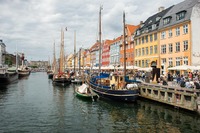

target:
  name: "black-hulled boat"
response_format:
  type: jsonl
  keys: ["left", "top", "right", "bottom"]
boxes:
{"left": 87, "top": 73, "right": 140, "bottom": 102}
{"left": 0, "top": 66, "right": 18, "bottom": 86}
{"left": 52, "top": 28, "right": 71, "bottom": 86}
{"left": 86, "top": 10, "right": 140, "bottom": 102}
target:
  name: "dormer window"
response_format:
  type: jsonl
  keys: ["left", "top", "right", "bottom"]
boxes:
{"left": 148, "top": 20, "right": 152, "bottom": 24}
{"left": 163, "top": 16, "right": 171, "bottom": 25}
{"left": 176, "top": 11, "right": 186, "bottom": 21}
{"left": 156, "top": 17, "right": 161, "bottom": 21}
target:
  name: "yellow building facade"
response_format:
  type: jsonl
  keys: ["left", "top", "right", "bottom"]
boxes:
{"left": 134, "top": 7, "right": 172, "bottom": 68}
{"left": 159, "top": 21, "right": 191, "bottom": 74}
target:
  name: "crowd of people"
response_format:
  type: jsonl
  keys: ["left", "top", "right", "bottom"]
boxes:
{"left": 133, "top": 70, "right": 200, "bottom": 89}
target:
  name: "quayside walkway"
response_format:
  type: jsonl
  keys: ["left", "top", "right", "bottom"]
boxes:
{"left": 139, "top": 82, "right": 200, "bottom": 112}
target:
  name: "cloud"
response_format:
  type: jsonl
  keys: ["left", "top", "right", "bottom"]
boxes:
{"left": 0, "top": 0, "right": 184, "bottom": 61}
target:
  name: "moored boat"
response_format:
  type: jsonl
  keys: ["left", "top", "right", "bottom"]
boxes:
{"left": 87, "top": 73, "right": 140, "bottom": 102}
{"left": 0, "top": 66, "right": 18, "bottom": 86}
{"left": 75, "top": 83, "right": 98, "bottom": 100}
{"left": 53, "top": 72, "right": 71, "bottom": 86}
{"left": 52, "top": 28, "right": 71, "bottom": 86}
{"left": 18, "top": 67, "right": 30, "bottom": 78}
{"left": 86, "top": 9, "right": 140, "bottom": 102}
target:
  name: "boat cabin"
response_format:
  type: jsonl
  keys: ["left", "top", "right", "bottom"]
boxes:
{"left": 110, "top": 75, "right": 126, "bottom": 90}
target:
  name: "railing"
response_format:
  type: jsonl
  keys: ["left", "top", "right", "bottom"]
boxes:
{"left": 139, "top": 82, "right": 200, "bottom": 111}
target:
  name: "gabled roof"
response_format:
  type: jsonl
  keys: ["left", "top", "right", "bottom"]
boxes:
{"left": 113, "top": 36, "right": 122, "bottom": 43}
{"left": 104, "top": 39, "right": 113, "bottom": 46}
{"left": 89, "top": 42, "right": 100, "bottom": 52}
{"left": 135, "top": 6, "right": 173, "bottom": 36}
{"left": 126, "top": 24, "right": 140, "bottom": 35}
{"left": 159, "top": 0, "right": 200, "bottom": 29}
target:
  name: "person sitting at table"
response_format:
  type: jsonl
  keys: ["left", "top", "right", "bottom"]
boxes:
{"left": 185, "top": 79, "right": 192, "bottom": 88}
{"left": 162, "top": 77, "right": 168, "bottom": 86}
{"left": 180, "top": 79, "right": 185, "bottom": 87}
{"left": 194, "top": 81, "right": 200, "bottom": 89}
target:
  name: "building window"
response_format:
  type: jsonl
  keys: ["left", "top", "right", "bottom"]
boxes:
{"left": 161, "top": 58, "right": 166, "bottom": 64}
{"left": 150, "top": 46, "right": 153, "bottom": 54}
{"left": 168, "top": 29, "right": 172, "bottom": 37}
{"left": 142, "top": 48, "right": 145, "bottom": 55}
{"left": 135, "top": 61, "right": 137, "bottom": 66}
{"left": 183, "top": 24, "right": 188, "bottom": 34}
{"left": 163, "top": 17, "right": 171, "bottom": 25}
{"left": 145, "top": 35, "right": 148, "bottom": 43}
{"left": 150, "top": 34, "right": 153, "bottom": 42}
{"left": 176, "top": 27, "right": 180, "bottom": 36}
{"left": 168, "top": 58, "right": 173, "bottom": 66}
{"left": 168, "top": 43, "right": 173, "bottom": 53}
{"left": 176, "top": 57, "right": 181, "bottom": 66}
{"left": 183, "top": 57, "right": 188, "bottom": 65}
{"left": 154, "top": 33, "right": 157, "bottom": 41}
{"left": 176, "top": 11, "right": 186, "bottom": 21}
{"left": 139, "top": 48, "right": 141, "bottom": 56}
{"left": 142, "top": 37, "right": 144, "bottom": 44}
{"left": 183, "top": 40, "right": 188, "bottom": 51}
{"left": 161, "top": 45, "right": 166, "bottom": 54}
{"left": 176, "top": 42, "right": 180, "bottom": 52}
{"left": 139, "top": 38, "right": 141, "bottom": 44}
{"left": 135, "top": 39, "right": 137, "bottom": 45}
{"left": 135, "top": 49, "right": 138, "bottom": 57}
{"left": 145, "top": 60, "right": 148, "bottom": 67}
{"left": 146, "top": 47, "right": 149, "bottom": 55}
{"left": 161, "top": 31, "right": 166, "bottom": 39}
{"left": 154, "top": 45, "right": 157, "bottom": 54}
{"left": 142, "top": 60, "right": 144, "bottom": 67}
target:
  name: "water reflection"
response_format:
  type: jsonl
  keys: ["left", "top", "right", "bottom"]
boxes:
{"left": 0, "top": 85, "right": 8, "bottom": 101}
{"left": 137, "top": 99, "right": 200, "bottom": 133}
{"left": 18, "top": 76, "right": 29, "bottom": 80}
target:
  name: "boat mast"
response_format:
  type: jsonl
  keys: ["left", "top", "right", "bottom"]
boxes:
{"left": 79, "top": 48, "right": 81, "bottom": 74}
{"left": 123, "top": 11, "right": 126, "bottom": 82}
{"left": 98, "top": 5, "right": 102, "bottom": 73}
{"left": 74, "top": 31, "right": 76, "bottom": 74}
{"left": 59, "top": 28, "right": 64, "bottom": 73}
{"left": 53, "top": 41, "right": 57, "bottom": 74}
{"left": 15, "top": 44, "right": 18, "bottom": 72}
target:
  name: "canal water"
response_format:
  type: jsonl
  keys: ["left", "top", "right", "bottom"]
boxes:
{"left": 0, "top": 72, "right": 200, "bottom": 133}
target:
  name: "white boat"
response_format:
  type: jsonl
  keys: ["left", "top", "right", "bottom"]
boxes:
{"left": 75, "top": 83, "right": 98, "bottom": 100}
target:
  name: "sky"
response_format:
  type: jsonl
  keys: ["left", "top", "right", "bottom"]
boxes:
{"left": 0, "top": 0, "right": 183, "bottom": 61}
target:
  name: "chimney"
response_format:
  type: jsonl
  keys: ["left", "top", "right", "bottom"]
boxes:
{"left": 158, "top": 6, "right": 165, "bottom": 12}
{"left": 140, "top": 21, "right": 143, "bottom": 28}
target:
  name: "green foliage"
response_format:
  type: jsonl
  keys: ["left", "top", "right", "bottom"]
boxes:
{"left": 5, "top": 57, "right": 12, "bottom": 66}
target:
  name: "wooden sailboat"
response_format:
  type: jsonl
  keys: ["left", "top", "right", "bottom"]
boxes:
{"left": 47, "top": 42, "right": 55, "bottom": 79}
{"left": 87, "top": 9, "right": 141, "bottom": 102}
{"left": 52, "top": 28, "right": 71, "bottom": 86}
